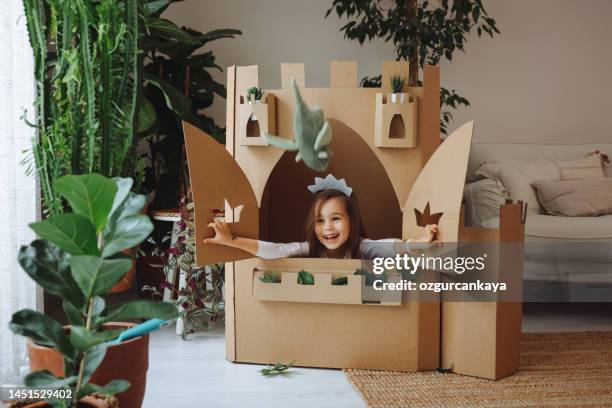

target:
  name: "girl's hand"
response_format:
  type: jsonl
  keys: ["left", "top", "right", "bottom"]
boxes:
{"left": 415, "top": 224, "right": 439, "bottom": 243}
{"left": 204, "top": 219, "right": 234, "bottom": 246}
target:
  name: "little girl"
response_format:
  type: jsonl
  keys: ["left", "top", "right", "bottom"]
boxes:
{"left": 205, "top": 175, "right": 438, "bottom": 260}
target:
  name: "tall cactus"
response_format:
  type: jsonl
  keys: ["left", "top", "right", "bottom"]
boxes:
{"left": 22, "top": 0, "right": 140, "bottom": 215}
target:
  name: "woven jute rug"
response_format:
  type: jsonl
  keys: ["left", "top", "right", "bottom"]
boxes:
{"left": 344, "top": 332, "right": 612, "bottom": 408}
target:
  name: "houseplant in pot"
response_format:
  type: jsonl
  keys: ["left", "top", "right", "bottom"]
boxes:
{"left": 245, "top": 87, "right": 265, "bottom": 121}
{"left": 389, "top": 75, "right": 406, "bottom": 103}
{"left": 10, "top": 174, "right": 177, "bottom": 408}
{"left": 143, "top": 196, "right": 224, "bottom": 340}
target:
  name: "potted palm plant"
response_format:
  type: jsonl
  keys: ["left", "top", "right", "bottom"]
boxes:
{"left": 10, "top": 174, "right": 177, "bottom": 408}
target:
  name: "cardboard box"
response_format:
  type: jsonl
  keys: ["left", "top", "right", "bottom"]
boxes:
{"left": 441, "top": 202, "right": 527, "bottom": 379}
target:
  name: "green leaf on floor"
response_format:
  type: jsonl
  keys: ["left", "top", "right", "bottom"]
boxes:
{"left": 259, "top": 361, "right": 295, "bottom": 376}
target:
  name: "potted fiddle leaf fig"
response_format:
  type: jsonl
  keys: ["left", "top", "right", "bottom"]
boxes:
{"left": 10, "top": 174, "right": 177, "bottom": 408}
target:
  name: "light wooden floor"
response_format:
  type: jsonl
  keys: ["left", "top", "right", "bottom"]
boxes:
{"left": 143, "top": 303, "right": 612, "bottom": 407}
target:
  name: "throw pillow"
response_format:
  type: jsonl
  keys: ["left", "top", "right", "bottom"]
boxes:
{"left": 463, "top": 178, "right": 508, "bottom": 227}
{"left": 532, "top": 178, "right": 612, "bottom": 217}
{"left": 474, "top": 159, "right": 559, "bottom": 214}
{"left": 556, "top": 153, "right": 604, "bottom": 180}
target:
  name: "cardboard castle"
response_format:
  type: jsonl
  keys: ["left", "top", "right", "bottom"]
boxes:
{"left": 184, "top": 61, "right": 525, "bottom": 379}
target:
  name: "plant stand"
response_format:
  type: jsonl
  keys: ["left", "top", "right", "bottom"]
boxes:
{"left": 152, "top": 210, "right": 185, "bottom": 335}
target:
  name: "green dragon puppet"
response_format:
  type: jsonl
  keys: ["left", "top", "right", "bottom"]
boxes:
{"left": 264, "top": 78, "right": 332, "bottom": 171}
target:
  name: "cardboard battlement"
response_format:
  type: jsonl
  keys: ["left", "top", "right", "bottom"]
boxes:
{"left": 230, "top": 60, "right": 432, "bottom": 91}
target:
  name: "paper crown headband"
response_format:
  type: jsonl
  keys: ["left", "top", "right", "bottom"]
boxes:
{"left": 307, "top": 174, "right": 353, "bottom": 197}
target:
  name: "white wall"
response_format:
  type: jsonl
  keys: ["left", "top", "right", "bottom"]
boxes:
{"left": 165, "top": 0, "right": 612, "bottom": 144}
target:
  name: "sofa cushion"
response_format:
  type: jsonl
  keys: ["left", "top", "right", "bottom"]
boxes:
{"left": 532, "top": 178, "right": 612, "bottom": 217}
{"left": 462, "top": 178, "right": 508, "bottom": 227}
{"left": 474, "top": 159, "right": 559, "bottom": 214}
{"left": 525, "top": 214, "right": 612, "bottom": 239}
{"left": 556, "top": 153, "right": 605, "bottom": 180}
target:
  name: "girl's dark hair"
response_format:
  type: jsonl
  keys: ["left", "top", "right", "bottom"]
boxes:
{"left": 305, "top": 189, "right": 365, "bottom": 258}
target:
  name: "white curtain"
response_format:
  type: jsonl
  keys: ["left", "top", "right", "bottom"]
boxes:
{"left": 0, "top": 0, "right": 39, "bottom": 383}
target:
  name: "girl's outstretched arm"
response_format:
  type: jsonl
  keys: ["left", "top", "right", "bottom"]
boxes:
{"left": 204, "top": 219, "right": 259, "bottom": 255}
{"left": 203, "top": 219, "right": 309, "bottom": 259}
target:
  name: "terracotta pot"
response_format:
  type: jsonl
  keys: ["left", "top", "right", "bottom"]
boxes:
{"left": 110, "top": 204, "right": 149, "bottom": 293}
{"left": 27, "top": 323, "right": 149, "bottom": 408}
{"left": 109, "top": 255, "right": 136, "bottom": 293}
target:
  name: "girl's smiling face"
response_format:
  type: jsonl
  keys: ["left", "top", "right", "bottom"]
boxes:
{"left": 315, "top": 197, "right": 351, "bottom": 256}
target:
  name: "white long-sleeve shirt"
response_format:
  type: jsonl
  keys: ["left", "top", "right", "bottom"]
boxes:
{"left": 256, "top": 238, "right": 433, "bottom": 260}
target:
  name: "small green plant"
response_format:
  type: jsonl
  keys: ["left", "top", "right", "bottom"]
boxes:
{"left": 390, "top": 75, "right": 405, "bottom": 94}
{"left": 332, "top": 276, "right": 348, "bottom": 285}
{"left": 246, "top": 86, "right": 265, "bottom": 102}
{"left": 259, "top": 361, "right": 295, "bottom": 376}
{"left": 259, "top": 271, "right": 281, "bottom": 283}
{"left": 10, "top": 174, "right": 177, "bottom": 407}
{"left": 23, "top": 0, "right": 142, "bottom": 215}
{"left": 297, "top": 270, "right": 314, "bottom": 285}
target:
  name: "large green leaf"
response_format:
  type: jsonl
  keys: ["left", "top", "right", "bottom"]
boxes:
{"left": 102, "top": 214, "right": 153, "bottom": 258}
{"left": 62, "top": 299, "right": 83, "bottom": 326}
{"left": 108, "top": 178, "right": 133, "bottom": 221}
{"left": 70, "top": 255, "right": 133, "bottom": 297}
{"left": 197, "top": 28, "right": 242, "bottom": 45}
{"left": 97, "top": 300, "right": 178, "bottom": 324}
{"left": 81, "top": 343, "right": 108, "bottom": 384}
{"left": 103, "top": 189, "right": 150, "bottom": 258}
{"left": 147, "top": 18, "right": 196, "bottom": 44}
{"left": 54, "top": 174, "right": 117, "bottom": 233}
{"left": 10, "top": 310, "right": 75, "bottom": 358}
{"left": 143, "top": 0, "right": 174, "bottom": 16}
{"left": 135, "top": 98, "right": 157, "bottom": 134}
{"left": 90, "top": 296, "right": 106, "bottom": 320}
{"left": 186, "top": 51, "right": 221, "bottom": 71}
{"left": 78, "top": 380, "right": 130, "bottom": 399}
{"left": 29, "top": 214, "right": 99, "bottom": 256}
{"left": 144, "top": 72, "right": 192, "bottom": 118}
{"left": 24, "top": 370, "right": 77, "bottom": 388}
{"left": 18, "top": 240, "right": 84, "bottom": 307}
{"left": 69, "top": 326, "right": 123, "bottom": 351}
{"left": 109, "top": 191, "right": 145, "bottom": 225}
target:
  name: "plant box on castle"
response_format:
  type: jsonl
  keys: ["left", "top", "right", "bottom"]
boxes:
{"left": 237, "top": 93, "right": 276, "bottom": 146}
{"left": 374, "top": 92, "right": 417, "bottom": 148}
{"left": 252, "top": 266, "right": 402, "bottom": 306}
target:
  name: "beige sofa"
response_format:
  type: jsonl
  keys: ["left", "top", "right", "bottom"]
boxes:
{"left": 464, "top": 143, "right": 612, "bottom": 301}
